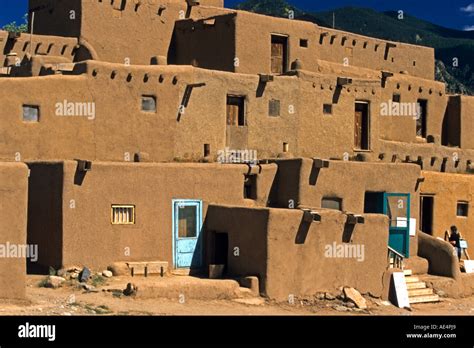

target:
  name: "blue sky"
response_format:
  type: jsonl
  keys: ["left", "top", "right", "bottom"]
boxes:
{"left": 1, "top": 0, "right": 473, "bottom": 31}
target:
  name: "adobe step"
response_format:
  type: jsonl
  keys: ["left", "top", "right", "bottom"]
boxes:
{"left": 409, "top": 294, "right": 440, "bottom": 304}
{"left": 404, "top": 276, "right": 420, "bottom": 283}
{"left": 406, "top": 281, "right": 427, "bottom": 290}
{"left": 408, "top": 288, "right": 434, "bottom": 297}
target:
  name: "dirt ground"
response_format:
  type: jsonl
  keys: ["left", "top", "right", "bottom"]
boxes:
{"left": 2, "top": 275, "right": 474, "bottom": 316}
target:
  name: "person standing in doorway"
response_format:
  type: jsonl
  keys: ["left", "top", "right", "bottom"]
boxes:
{"left": 449, "top": 225, "right": 462, "bottom": 260}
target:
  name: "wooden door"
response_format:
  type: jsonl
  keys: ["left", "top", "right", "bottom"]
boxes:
{"left": 271, "top": 42, "right": 284, "bottom": 74}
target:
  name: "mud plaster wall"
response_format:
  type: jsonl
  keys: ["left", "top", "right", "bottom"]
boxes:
{"left": 204, "top": 205, "right": 269, "bottom": 291}
{"left": 0, "top": 62, "right": 184, "bottom": 162}
{"left": 30, "top": 0, "right": 224, "bottom": 65}
{"left": 28, "top": 161, "right": 276, "bottom": 270}
{"left": 266, "top": 209, "right": 389, "bottom": 300}
{"left": 420, "top": 171, "right": 474, "bottom": 251}
{"left": 204, "top": 206, "right": 389, "bottom": 300}
{"left": 174, "top": 10, "right": 434, "bottom": 79}
{"left": 380, "top": 75, "right": 447, "bottom": 144}
{"left": 0, "top": 162, "right": 29, "bottom": 299}
{"left": 270, "top": 158, "right": 421, "bottom": 256}
{"left": 0, "top": 31, "right": 78, "bottom": 68}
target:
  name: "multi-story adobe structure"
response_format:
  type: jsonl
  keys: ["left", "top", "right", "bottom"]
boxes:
{"left": 0, "top": 0, "right": 473, "bottom": 304}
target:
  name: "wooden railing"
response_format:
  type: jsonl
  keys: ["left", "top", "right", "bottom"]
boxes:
{"left": 387, "top": 246, "right": 404, "bottom": 269}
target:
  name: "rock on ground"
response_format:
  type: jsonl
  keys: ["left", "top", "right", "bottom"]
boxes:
{"left": 343, "top": 287, "right": 367, "bottom": 309}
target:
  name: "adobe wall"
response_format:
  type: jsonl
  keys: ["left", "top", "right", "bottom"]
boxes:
{"left": 204, "top": 205, "right": 390, "bottom": 300}
{"left": 269, "top": 158, "right": 421, "bottom": 256}
{"left": 0, "top": 62, "right": 184, "bottom": 162}
{"left": 204, "top": 205, "right": 269, "bottom": 291}
{"left": 172, "top": 10, "right": 435, "bottom": 79}
{"left": 0, "top": 162, "right": 29, "bottom": 299}
{"left": 0, "top": 30, "right": 78, "bottom": 71}
{"left": 27, "top": 160, "right": 277, "bottom": 270}
{"left": 380, "top": 74, "right": 447, "bottom": 144}
{"left": 266, "top": 209, "right": 389, "bottom": 300}
{"left": 420, "top": 171, "right": 474, "bottom": 251}
{"left": 30, "top": 0, "right": 225, "bottom": 65}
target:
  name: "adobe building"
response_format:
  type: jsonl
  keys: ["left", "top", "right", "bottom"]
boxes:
{"left": 0, "top": 0, "right": 473, "bottom": 304}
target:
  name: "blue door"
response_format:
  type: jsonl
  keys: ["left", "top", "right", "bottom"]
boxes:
{"left": 383, "top": 193, "right": 411, "bottom": 258}
{"left": 173, "top": 200, "right": 203, "bottom": 269}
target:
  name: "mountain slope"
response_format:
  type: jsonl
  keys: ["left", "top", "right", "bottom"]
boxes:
{"left": 235, "top": 0, "right": 474, "bottom": 95}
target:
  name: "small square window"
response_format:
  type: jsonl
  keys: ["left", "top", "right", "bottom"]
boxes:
{"left": 322, "top": 197, "right": 343, "bottom": 211}
{"left": 141, "top": 95, "right": 157, "bottom": 113}
{"left": 457, "top": 202, "right": 469, "bottom": 217}
{"left": 323, "top": 104, "right": 333, "bottom": 115}
{"left": 300, "top": 39, "right": 308, "bottom": 48}
{"left": 111, "top": 205, "right": 135, "bottom": 224}
{"left": 392, "top": 94, "right": 401, "bottom": 103}
{"left": 269, "top": 99, "right": 280, "bottom": 117}
{"left": 23, "top": 105, "right": 39, "bottom": 122}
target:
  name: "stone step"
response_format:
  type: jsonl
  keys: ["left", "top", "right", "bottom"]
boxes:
{"left": 403, "top": 269, "right": 413, "bottom": 276}
{"left": 409, "top": 294, "right": 440, "bottom": 304}
{"left": 406, "top": 281, "right": 427, "bottom": 290}
{"left": 404, "top": 276, "right": 420, "bottom": 283}
{"left": 408, "top": 288, "right": 434, "bottom": 297}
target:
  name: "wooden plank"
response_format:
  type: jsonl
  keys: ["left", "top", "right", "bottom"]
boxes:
{"left": 408, "top": 288, "right": 434, "bottom": 296}
{"left": 409, "top": 294, "right": 439, "bottom": 304}
{"left": 406, "top": 281, "right": 427, "bottom": 290}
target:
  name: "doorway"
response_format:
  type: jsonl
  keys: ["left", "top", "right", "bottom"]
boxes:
{"left": 212, "top": 232, "right": 229, "bottom": 273}
{"left": 354, "top": 102, "right": 370, "bottom": 150}
{"left": 172, "top": 200, "right": 203, "bottom": 269}
{"left": 420, "top": 195, "right": 434, "bottom": 235}
{"left": 271, "top": 34, "right": 288, "bottom": 74}
{"left": 416, "top": 99, "right": 427, "bottom": 139}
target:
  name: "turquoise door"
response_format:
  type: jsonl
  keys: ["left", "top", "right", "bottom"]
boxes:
{"left": 383, "top": 193, "right": 410, "bottom": 258}
{"left": 173, "top": 200, "right": 203, "bottom": 269}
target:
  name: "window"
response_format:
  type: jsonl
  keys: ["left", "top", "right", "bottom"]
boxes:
{"left": 178, "top": 205, "right": 198, "bottom": 238}
{"left": 269, "top": 99, "right": 280, "bottom": 117}
{"left": 323, "top": 104, "right": 333, "bottom": 115}
{"left": 457, "top": 202, "right": 469, "bottom": 217}
{"left": 22, "top": 105, "right": 39, "bottom": 122}
{"left": 300, "top": 39, "right": 308, "bottom": 48}
{"left": 392, "top": 94, "right": 401, "bottom": 103}
{"left": 226, "top": 95, "right": 245, "bottom": 126}
{"left": 141, "top": 95, "right": 156, "bottom": 112}
{"left": 111, "top": 205, "right": 135, "bottom": 225}
{"left": 322, "top": 197, "right": 343, "bottom": 211}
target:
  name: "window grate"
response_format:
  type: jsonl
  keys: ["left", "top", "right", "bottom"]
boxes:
{"left": 111, "top": 205, "right": 135, "bottom": 224}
